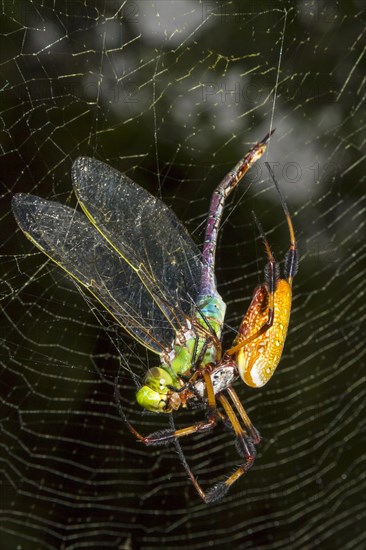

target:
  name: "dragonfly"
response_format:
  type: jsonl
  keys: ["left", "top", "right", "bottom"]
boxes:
{"left": 12, "top": 130, "right": 298, "bottom": 503}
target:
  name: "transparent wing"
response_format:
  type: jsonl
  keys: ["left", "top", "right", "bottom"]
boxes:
{"left": 12, "top": 194, "right": 175, "bottom": 354}
{"left": 72, "top": 157, "right": 203, "bottom": 329}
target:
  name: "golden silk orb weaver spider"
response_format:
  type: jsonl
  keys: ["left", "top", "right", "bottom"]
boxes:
{"left": 227, "top": 162, "right": 298, "bottom": 389}
{"left": 12, "top": 130, "right": 298, "bottom": 503}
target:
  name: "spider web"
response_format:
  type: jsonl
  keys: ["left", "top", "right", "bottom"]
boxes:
{"left": 1, "top": 1, "right": 365, "bottom": 548}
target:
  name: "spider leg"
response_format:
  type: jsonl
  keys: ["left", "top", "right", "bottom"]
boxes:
{"left": 264, "top": 162, "right": 299, "bottom": 285}
{"left": 170, "top": 389, "right": 258, "bottom": 504}
{"left": 141, "top": 371, "right": 219, "bottom": 445}
{"left": 226, "top": 386, "right": 260, "bottom": 444}
{"left": 115, "top": 378, "right": 215, "bottom": 503}
{"left": 172, "top": 433, "right": 256, "bottom": 504}
{"left": 218, "top": 393, "right": 257, "bottom": 459}
{"left": 227, "top": 212, "right": 277, "bottom": 355}
{"left": 201, "top": 390, "right": 259, "bottom": 503}
{"left": 204, "top": 460, "right": 255, "bottom": 503}
{"left": 170, "top": 415, "right": 209, "bottom": 503}
{"left": 115, "top": 374, "right": 259, "bottom": 503}
{"left": 115, "top": 370, "right": 220, "bottom": 446}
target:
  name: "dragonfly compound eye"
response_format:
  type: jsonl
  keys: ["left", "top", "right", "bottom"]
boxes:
{"left": 136, "top": 367, "right": 174, "bottom": 412}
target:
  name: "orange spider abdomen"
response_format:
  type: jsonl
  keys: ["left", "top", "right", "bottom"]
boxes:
{"left": 236, "top": 279, "right": 292, "bottom": 388}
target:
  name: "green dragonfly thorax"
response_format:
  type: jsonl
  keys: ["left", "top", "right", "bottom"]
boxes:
{"left": 136, "top": 293, "right": 226, "bottom": 413}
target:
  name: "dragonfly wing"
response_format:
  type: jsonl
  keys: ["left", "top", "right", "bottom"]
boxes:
{"left": 72, "top": 157, "right": 203, "bottom": 328}
{"left": 12, "top": 194, "right": 174, "bottom": 354}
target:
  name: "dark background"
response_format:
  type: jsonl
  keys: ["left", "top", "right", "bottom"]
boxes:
{"left": 1, "top": 1, "right": 365, "bottom": 549}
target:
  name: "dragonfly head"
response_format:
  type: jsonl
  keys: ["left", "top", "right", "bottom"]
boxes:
{"left": 136, "top": 367, "right": 178, "bottom": 413}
